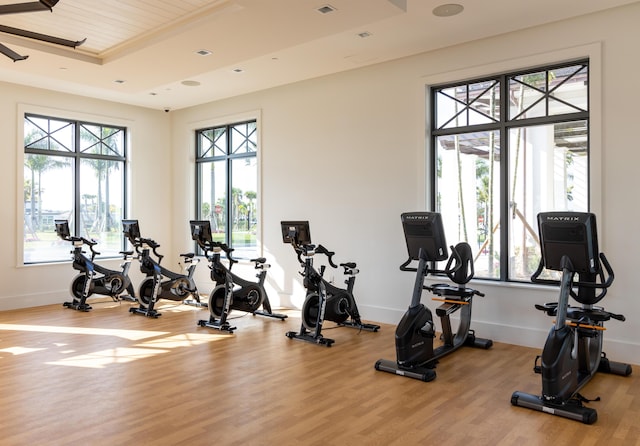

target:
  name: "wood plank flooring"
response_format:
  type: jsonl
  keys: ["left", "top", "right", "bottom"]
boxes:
{"left": 0, "top": 298, "right": 638, "bottom": 445}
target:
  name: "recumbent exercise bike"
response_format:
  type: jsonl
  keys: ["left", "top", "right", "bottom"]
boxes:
{"left": 375, "top": 212, "right": 491, "bottom": 381}
{"left": 511, "top": 211, "right": 632, "bottom": 424}
{"left": 55, "top": 219, "right": 136, "bottom": 311}
{"left": 281, "top": 221, "right": 380, "bottom": 347}
{"left": 123, "top": 219, "right": 202, "bottom": 318}
{"left": 190, "top": 220, "right": 287, "bottom": 333}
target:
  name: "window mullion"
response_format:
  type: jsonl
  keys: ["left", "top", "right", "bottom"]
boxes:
{"left": 499, "top": 73, "right": 510, "bottom": 281}
{"left": 74, "top": 121, "right": 81, "bottom": 235}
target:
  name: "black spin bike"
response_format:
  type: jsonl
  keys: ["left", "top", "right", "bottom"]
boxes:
{"left": 281, "top": 221, "right": 380, "bottom": 347}
{"left": 55, "top": 219, "right": 136, "bottom": 311}
{"left": 123, "top": 219, "right": 202, "bottom": 318}
{"left": 190, "top": 220, "right": 287, "bottom": 333}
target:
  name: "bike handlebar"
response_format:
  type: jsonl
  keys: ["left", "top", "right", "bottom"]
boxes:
{"left": 199, "top": 240, "right": 238, "bottom": 266}
{"left": 399, "top": 244, "right": 463, "bottom": 276}
{"left": 531, "top": 252, "right": 614, "bottom": 290}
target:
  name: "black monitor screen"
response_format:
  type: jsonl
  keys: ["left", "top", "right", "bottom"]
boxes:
{"left": 122, "top": 219, "right": 141, "bottom": 242}
{"left": 538, "top": 212, "right": 599, "bottom": 274}
{"left": 281, "top": 221, "right": 312, "bottom": 245}
{"left": 54, "top": 219, "right": 70, "bottom": 239}
{"left": 401, "top": 212, "right": 448, "bottom": 261}
{"left": 190, "top": 220, "right": 213, "bottom": 245}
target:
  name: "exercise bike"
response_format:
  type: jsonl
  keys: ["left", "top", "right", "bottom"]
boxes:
{"left": 55, "top": 219, "right": 136, "bottom": 311}
{"left": 281, "top": 221, "right": 380, "bottom": 347}
{"left": 511, "top": 211, "right": 631, "bottom": 424}
{"left": 190, "top": 220, "right": 287, "bottom": 333}
{"left": 375, "top": 212, "right": 491, "bottom": 381}
{"left": 123, "top": 219, "right": 202, "bottom": 318}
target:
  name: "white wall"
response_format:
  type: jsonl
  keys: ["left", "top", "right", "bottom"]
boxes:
{"left": 1, "top": 3, "right": 639, "bottom": 365}
{"left": 172, "top": 3, "right": 640, "bottom": 365}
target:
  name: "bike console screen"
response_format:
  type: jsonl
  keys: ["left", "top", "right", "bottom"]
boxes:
{"left": 55, "top": 219, "right": 71, "bottom": 240}
{"left": 401, "top": 212, "right": 448, "bottom": 262}
{"left": 281, "top": 221, "right": 311, "bottom": 246}
{"left": 190, "top": 220, "right": 213, "bottom": 245}
{"left": 537, "top": 212, "right": 599, "bottom": 274}
{"left": 122, "top": 219, "right": 141, "bottom": 243}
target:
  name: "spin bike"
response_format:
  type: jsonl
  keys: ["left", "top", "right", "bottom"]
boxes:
{"left": 375, "top": 212, "right": 491, "bottom": 381}
{"left": 281, "top": 221, "right": 380, "bottom": 347}
{"left": 190, "top": 220, "right": 287, "bottom": 333}
{"left": 55, "top": 219, "right": 136, "bottom": 312}
{"left": 511, "top": 212, "right": 631, "bottom": 424}
{"left": 123, "top": 220, "right": 202, "bottom": 318}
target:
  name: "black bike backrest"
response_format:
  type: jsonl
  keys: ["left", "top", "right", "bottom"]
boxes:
{"left": 447, "top": 242, "right": 474, "bottom": 285}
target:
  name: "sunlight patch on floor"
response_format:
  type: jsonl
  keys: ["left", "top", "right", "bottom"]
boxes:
{"left": 45, "top": 347, "right": 170, "bottom": 368}
{"left": 0, "top": 346, "right": 46, "bottom": 355}
{"left": 0, "top": 324, "right": 168, "bottom": 340}
{"left": 136, "top": 332, "right": 232, "bottom": 348}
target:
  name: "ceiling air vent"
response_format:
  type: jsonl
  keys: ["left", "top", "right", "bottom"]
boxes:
{"left": 317, "top": 5, "right": 336, "bottom": 14}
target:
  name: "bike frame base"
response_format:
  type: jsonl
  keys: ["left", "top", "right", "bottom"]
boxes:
{"left": 285, "top": 330, "right": 334, "bottom": 347}
{"left": 129, "top": 306, "right": 161, "bottom": 318}
{"left": 338, "top": 320, "right": 380, "bottom": 332}
{"left": 511, "top": 391, "right": 597, "bottom": 424}
{"left": 253, "top": 310, "right": 288, "bottom": 320}
{"left": 374, "top": 358, "right": 436, "bottom": 382}
{"left": 197, "top": 318, "right": 236, "bottom": 333}
{"left": 63, "top": 301, "right": 92, "bottom": 312}
{"left": 183, "top": 298, "right": 207, "bottom": 308}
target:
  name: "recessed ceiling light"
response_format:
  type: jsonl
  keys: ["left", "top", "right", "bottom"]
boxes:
{"left": 432, "top": 3, "right": 464, "bottom": 17}
{"left": 357, "top": 31, "right": 372, "bottom": 38}
{"left": 196, "top": 49, "right": 212, "bottom": 56}
{"left": 233, "top": 68, "right": 244, "bottom": 73}
{"left": 149, "top": 92, "right": 157, "bottom": 96}
{"left": 181, "top": 80, "right": 201, "bottom": 87}
{"left": 113, "top": 79, "right": 125, "bottom": 84}
{"left": 317, "top": 5, "right": 336, "bottom": 14}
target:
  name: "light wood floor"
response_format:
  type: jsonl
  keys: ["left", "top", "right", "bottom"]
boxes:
{"left": 0, "top": 298, "right": 638, "bottom": 446}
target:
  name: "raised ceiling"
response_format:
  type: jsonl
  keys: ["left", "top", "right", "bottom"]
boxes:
{"left": 0, "top": 0, "right": 636, "bottom": 110}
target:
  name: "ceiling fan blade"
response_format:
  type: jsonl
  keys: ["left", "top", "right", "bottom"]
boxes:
{"left": 0, "top": 24, "right": 85, "bottom": 48}
{"left": 0, "top": 0, "right": 59, "bottom": 15}
{"left": 0, "top": 42, "right": 28, "bottom": 62}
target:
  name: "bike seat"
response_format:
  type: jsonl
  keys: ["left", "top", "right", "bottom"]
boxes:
{"left": 251, "top": 257, "right": 267, "bottom": 264}
{"left": 567, "top": 307, "right": 617, "bottom": 323}
{"left": 340, "top": 262, "right": 357, "bottom": 269}
{"left": 180, "top": 253, "right": 195, "bottom": 258}
{"left": 429, "top": 283, "right": 484, "bottom": 298}
{"left": 534, "top": 302, "right": 557, "bottom": 316}
{"left": 120, "top": 250, "right": 134, "bottom": 256}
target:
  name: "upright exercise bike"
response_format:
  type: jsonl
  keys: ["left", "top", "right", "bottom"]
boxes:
{"left": 55, "top": 219, "right": 136, "bottom": 311}
{"left": 281, "top": 221, "right": 380, "bottom": 347}
{"left": 123, "top": 220, "right": 202, "bottom": 318}
{"left": 375, "top": 212, "right": 491, "bottom": 381}
{"left": 511, "top": 211, "right": 631, "bottom": 424}
{"left": 190, "top": 220, "right": 287, "bottom": 333}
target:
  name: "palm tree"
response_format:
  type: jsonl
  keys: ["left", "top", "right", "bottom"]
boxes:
{"left": 24, "top": 154, "right": 69, "bottom": 231}
{"left": 244, "top": 190, "right": 256, "bottom": 231}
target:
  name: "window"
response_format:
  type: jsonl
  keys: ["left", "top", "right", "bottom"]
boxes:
{"left": 195, "top": 120, "right": 258, "bottom": 258}
{"left": 23, "top": 114, "right": 127, "bottom": 264}
{"left": 430, "top": 60, "right": 589, "bottom": 281}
